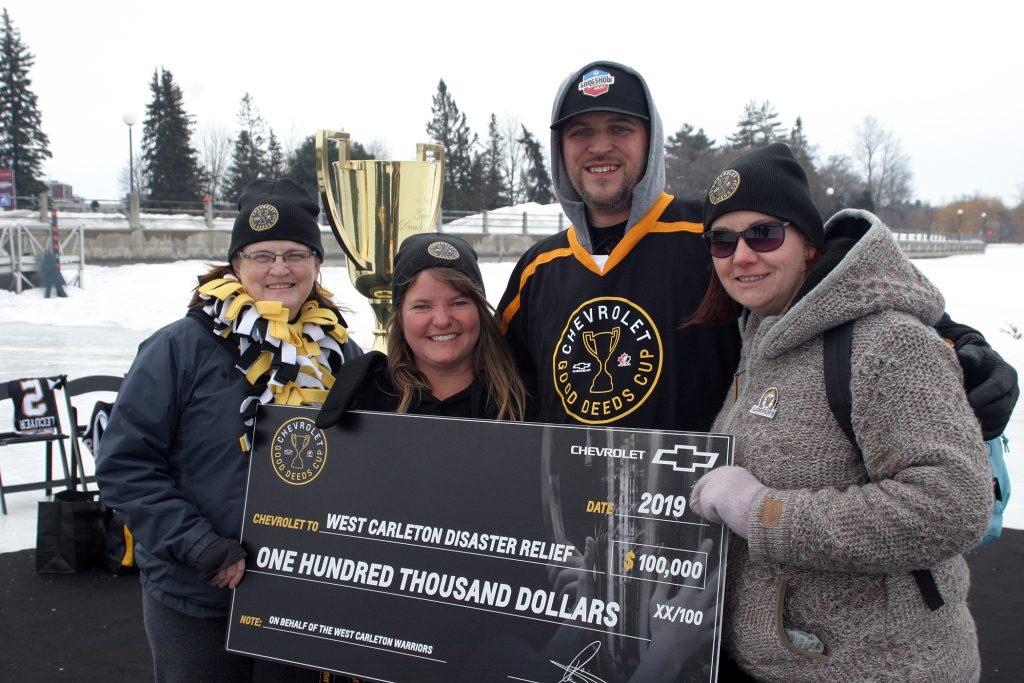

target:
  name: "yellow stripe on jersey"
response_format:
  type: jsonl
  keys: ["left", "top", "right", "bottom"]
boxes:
{"left": 499, "top": 193, "right": 701, "bottom": 334}
{"left": 499, "top": 245, "right": 575, "bottom": 333}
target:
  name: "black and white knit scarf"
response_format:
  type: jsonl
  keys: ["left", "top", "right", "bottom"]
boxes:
{"left": 197, "top": 276, "right": 351, "bottom": 451}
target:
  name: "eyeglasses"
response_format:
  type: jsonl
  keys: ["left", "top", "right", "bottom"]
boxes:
{"left": 236, "top": 250, "right": 317, "bottom": 266}
{"left": 703, "top": 222, "right": 789, "bottom": 258}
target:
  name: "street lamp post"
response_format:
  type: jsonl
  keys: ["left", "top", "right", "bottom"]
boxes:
{"left": 956, "top": 208, "right": 964, "bottom": 236}
{"left": 123, "top": 113, "right": 137, "bottom": 195}
{"left": 826, "top": 186, "right": 835, "bottom": 216}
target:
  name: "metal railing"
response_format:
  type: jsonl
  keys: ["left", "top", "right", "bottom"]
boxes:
{"left": 0, "top": 223, "right": 84, "bottom": 293}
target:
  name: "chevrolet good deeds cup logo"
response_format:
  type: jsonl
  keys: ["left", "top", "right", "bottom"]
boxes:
{"left": 578, "top": 69, "right": 615, "bottom": 97}
{"left": 249, "top": 203, "right": 280, "bottom": 231}
{"left": 553, "top": 296, "right": 662, "bottom": 424}
{"left": 270, "top": 417, "right": 327, "bottom": 485}
{"left": 708, "top": 169, "right": 740, "bottom": 205}
{"left": 426, "top": 240, "right": 460, "bottom": 260}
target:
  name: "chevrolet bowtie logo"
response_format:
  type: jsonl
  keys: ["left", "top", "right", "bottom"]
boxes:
{"left": 651, "top": 444, "right": 718, "bottom": 473}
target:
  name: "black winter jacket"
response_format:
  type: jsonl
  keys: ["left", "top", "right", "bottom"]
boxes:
{"left": 96, "top": 314, "right": 361, "bottom": 617}
{"left": 316, "top": 351, "right": 498, "bottom": 428}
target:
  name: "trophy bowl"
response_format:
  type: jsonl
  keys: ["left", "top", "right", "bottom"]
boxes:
{"left": 315, "top": 130, "right": 444, "bottom": 352}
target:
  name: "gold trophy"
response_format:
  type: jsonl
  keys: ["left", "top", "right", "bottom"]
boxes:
{"left": 582, "top": 328, "right": 621, "bottom": 394}
{"left": 315, "top": 130, "right": 444, "bottom": 352}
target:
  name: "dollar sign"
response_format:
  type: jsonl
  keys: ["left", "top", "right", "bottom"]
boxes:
{"left": 624, "top": 550, "right": 635, "bottom": 571}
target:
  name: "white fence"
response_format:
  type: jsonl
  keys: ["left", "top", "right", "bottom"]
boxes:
{"left": 0, "top": 209, "right": 989, "bottom": 291}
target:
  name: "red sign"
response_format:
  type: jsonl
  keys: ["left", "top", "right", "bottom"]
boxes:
{"left": 0, "top": 169, "right": 13, "bottom": 209}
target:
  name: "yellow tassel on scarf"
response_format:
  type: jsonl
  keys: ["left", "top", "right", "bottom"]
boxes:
{"left": 197, "top": 277, "right": 351, "bottom": 435}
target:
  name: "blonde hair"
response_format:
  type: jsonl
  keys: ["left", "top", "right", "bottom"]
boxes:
{"left": 386, "top": 268, "right": 526, "bottom": 421}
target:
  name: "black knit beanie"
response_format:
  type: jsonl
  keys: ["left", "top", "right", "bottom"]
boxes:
{"left": 391, "top": 234, "right": 484, "bottom": 305}
{"left": 228, "top": 178, "right": 324, "bottom": 260}
{"left": 702, "top": 143, "right": 824, "bottom": 250}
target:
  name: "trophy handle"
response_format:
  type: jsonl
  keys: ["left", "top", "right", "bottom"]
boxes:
{"left": 315, "top": 129, "right": 372, "bottom": 270}
{"left": 416, "top": 143, "right": 445, "bottom": 229}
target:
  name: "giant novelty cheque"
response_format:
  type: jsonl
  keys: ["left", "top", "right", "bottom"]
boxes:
{"left": 227, "top": 405, "right": 732, "bottom": 682}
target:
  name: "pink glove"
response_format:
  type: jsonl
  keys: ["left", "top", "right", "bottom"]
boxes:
{"left": 690, "top": 466, "right": 765, "bottom": 539}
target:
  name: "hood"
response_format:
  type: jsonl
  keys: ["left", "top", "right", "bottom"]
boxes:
{"left": 759, "top": 209, "right": 946, "bottom": 357}
{"left": 549, "top": 61, "right": 665, "bottom": 253}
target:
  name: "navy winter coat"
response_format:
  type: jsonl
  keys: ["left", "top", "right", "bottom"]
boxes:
{"left": 97, "top": 314, "right": 361, "bottom": 617}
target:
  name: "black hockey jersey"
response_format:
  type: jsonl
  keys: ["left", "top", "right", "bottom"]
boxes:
{"left": 497, "top": 193, "right": 740, "bottom": 432}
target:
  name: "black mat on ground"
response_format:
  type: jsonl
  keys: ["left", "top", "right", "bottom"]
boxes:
{"left": 1, "top": 530, "right": 1021, "bottom": 682}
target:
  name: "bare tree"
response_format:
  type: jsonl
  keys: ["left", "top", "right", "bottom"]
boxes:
{"left": 197, "top": 122, "right": 232, "bottom": 202}
{"left": 851, "top": 116, "right": 913, "bottom": 215}
{"left": 815, "top": 153, "right": 860, "bottom": 216}
{"left": 118, "top": 150, "right": 147, "bottom": 198}
{"left": 502, "top": 114, "right": 526, "bottom": 206}
{"left": 278, "top": 120, "right": 307, "bottom": 161}
{"left": 364, "top": 138, "right": 390, "bottom": 159}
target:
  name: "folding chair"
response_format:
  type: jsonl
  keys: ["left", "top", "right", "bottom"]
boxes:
{"left": 62, "top": 375, "right": 123, "bottom": 490}
{"left": 0, "top": 375, "right": 74, "bottom": 514}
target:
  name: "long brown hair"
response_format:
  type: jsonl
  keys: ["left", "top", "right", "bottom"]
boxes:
{"left": 386, "top": 267, "right": 526, "bottom": 421}
{"left": 186, "top": 260, "right": 340, "bottom": 314}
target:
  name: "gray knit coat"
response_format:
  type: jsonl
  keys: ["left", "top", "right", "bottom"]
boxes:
{"left": 715, "top": 209, "right": 992, "bottom": 683}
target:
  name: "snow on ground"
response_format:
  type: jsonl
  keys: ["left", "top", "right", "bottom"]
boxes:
{"left": 0, "top": 247, "right": 1020, "bottom": 552}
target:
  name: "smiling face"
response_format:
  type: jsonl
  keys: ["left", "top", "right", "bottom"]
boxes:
{"left": 561, "top": 111, "right": 649, "bottom": 227}
{"left": 400, "top": 268, "right": 481, "bottom": 390}
{"left": 233, "top": 239, "right": 320, "bottom": 320}
{"left": 710, "top": 210, "right": 817, "bottom": 319}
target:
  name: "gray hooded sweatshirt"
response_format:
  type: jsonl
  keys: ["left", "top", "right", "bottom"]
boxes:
{"left": 549, "top": 60, "right": 666, "bottom": 254}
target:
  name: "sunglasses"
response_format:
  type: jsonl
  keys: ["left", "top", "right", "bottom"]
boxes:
{"left": 703, "top": 221, "right": 789, "bottom": 258}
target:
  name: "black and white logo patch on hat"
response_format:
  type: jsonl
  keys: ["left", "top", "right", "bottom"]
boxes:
{"left": 248, "top": 204, "right": 280, "bottom": 231}
{"left": 427, "top": 240, "right": 460, "bottom": 260}
{"left": 708, "top": 170, "right": 741, "bottom": 205}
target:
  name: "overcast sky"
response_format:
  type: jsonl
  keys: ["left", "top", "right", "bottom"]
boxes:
{"left": 5, "top": 1, "right": 1022, "bottom": 208}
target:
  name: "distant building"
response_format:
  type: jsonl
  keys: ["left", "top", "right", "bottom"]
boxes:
{"left": 48, "top": 181, "right": 74, "bottom": 200}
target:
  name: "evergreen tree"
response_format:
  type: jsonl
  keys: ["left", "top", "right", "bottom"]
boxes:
{"left": 787, "top": 116, "right": 825, "bottom": 211}
{"left": 664, "top": 123, "right": 721, "bottom": 200}
{"left": 267, "top": 130, "right": 285, "bottom": 178}
{"left": 787, "top": 116, "right": 815, "bottom": 169}
{"left": 284, "top": 134, "right": 374, "bottom": 202}
{"left": 141, "top": 68, "right": 201, "bottom": 208}
{"left": 425, "top": 79, "right": 477, "bottom": 211}
{"left": 517, "top": 126, "right": 553, "bottom": 205}
{"left": 726, "top": 100, "right": 785, "bottom": 150}
{"left": 466, "top": 152, "right": 487, "bottom": 211}
{"left": 223, "top": 93, "right": 269, "bottom": 201}
{"left": 0, "top": 10, "right": 50, "bottom": 206}
{"left": 755, "top": 101, "right": 785, "bottom": 146}
{"left": 478, "top": 113, "right": 507, "bottom": 210}
{"left": 726, "top": 101, "right": 759, "bottom": 150}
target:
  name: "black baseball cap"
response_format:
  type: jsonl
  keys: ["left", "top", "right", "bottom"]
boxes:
{"left": 551, "top": 64, "right": 650, "bottom": 129}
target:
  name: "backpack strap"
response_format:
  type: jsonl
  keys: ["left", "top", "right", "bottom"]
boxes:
{"left": 823, "top": 321, "right": 857, "bottom": 450}
{"left": 823, "top": 320, "right": 945, "bottom": 611}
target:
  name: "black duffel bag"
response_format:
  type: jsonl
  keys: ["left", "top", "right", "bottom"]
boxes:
{"left": 35, "top": 490, "right": 106, "bottom": 574}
